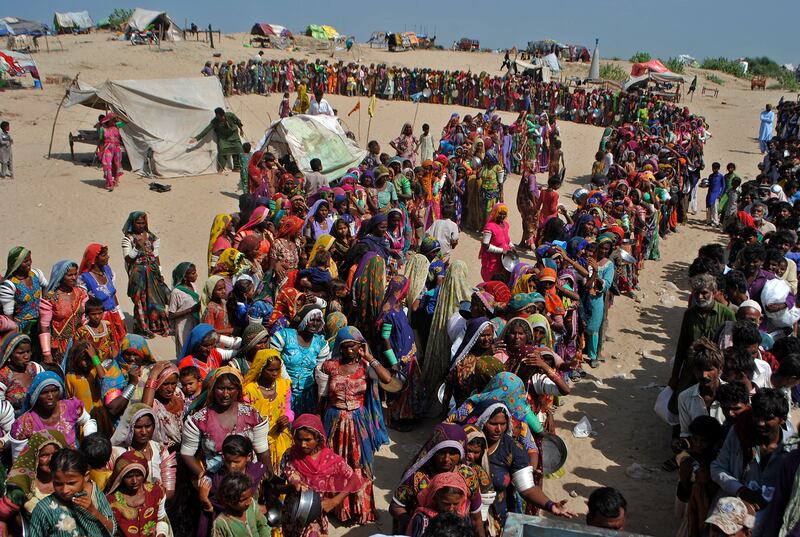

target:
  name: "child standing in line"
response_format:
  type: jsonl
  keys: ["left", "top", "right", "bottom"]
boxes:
{"left": 239, "top": 143, "right": 252, "bottom": 193}
{"left": 75, "top": 297, "right": 121, "bottom": 362}
{"left": 279, "top": 92, "right": 291, "bottom": 118}
{"left": 419, "top": 123, "right": 435, "bottom": 164}
{"left": 1, "top": 121, "right": 14, "bottom": 178}
{"left": 705, "top": 162, "right": 725, "bottom": 227}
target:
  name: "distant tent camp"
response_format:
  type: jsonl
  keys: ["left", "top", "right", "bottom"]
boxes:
{"left": 306, "top": 24, "right": 339, "bottom": 40}
{"left": 251, "top": 23, "right": 292, "bottom": 38}
{"left": 257, "top": 115, "right": 367, "bottom": 181}
{"left": 54, "top": 11, "right": 94, "bottom": 33}
{"left": 126, "top": 8, "right": 182, "bottom": 41}
{"left": 0, "top": 17, "right": 49, "bottom": 37}
{"left": 65, "top": 77, "right": 226, "bottom": 177}
{"left": 623, "top": 70, "right": 687, "bottom": 91}
{"left": 630, "top": 59, "right": 669, "bottom": 77}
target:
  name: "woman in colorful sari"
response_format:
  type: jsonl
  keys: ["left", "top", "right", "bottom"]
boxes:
{"left": 270, "top": 215, "right": 305, "bottom": 286}
{"left": 242, "top": 349, "right": 294, "bottom": 471}
{"left": 269, "top": 304, "right": 330, "bottom": 415}
{"left": 516, "top": 170, "right": 541, "bottom": 249}
{"left": 38, "top": 260, "right": 87, "bottom": 370}
{"left": 105, "top": 450, "right": 170, "bottom": 537}
{"left": 11, "top": 372, "right": 97, "bottom": 458}
{"left": 351, "top": 253, "right": 387, "bottom": 344}
{"left": 208, "top": 213, "right": 235, "bottom": 274}
{"left": 233, "top": 206, "right": 270, "bottom": 251}
{"left": 584, "top": 234, "right": 616, "bottom": 368}
{"left": 281, "top": 414, "right": 368, "bottom": 537}
{"left": 98, "top": 113, "right": 123, "bottom": 191}
{"left": 446, "top": 317, "right": 504, "bottom": 408}
{"left": 0, "top": 247, "right": 47, "bottom": 338}
{"left": 479, "top": 204, "right": 512, "bottom": 283}
{"left": 451, "top": 400, "right": 574, "bottom": 529}
{"left": 78, "top": 243, "right": 126, "bottom": 342}
{"left": 390, "top": 423, "right": 486, "bottom": 536}
{"left": 1, "top": 429, "right": 66, "bottom": 520}
{"left": 379, "top": 275, "right": 423, "bottom": 428}
{"left": 303, "top": 200, "right": 335, "bottom": 243}
{"left": 176, "top": 324, "right": 239, "bottom": 381}
{"left": 28, "top": 448, "right": 116, "bottom": 537}
{"left": 122, "top": 212, "right": 171, "bottom": 338}
{"left": 109, "top": 403, "right": 177, "bottom": 499}
{"left": 0, "top": 333, "right": 43, "bottom": 416}
{"left": 181, "top": 366, "right": 269, "bottom": 477}
{"left": 168, "top": 262, "right": 199, "bottom": 357}
{"left": 101, "top": 334, "right": 157, "bottom": 419}
{"left": 317, "top": 327, "right": 390, "bottom": 523}
{"left": 423, "top": 261, "right": 471, "bottom": 403}
{"left": 141, "top": 362, "right": 185, "bottom": 450}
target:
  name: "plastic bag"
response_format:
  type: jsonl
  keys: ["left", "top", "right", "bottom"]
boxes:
{"left": 572, "top": 415, "right": 592, "bottom": 438}
{"left": 654, "top": 386, "right": 679, "bottom": 426}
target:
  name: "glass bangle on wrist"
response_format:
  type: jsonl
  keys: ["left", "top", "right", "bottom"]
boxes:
{"left": 91, "top": 355, "right": 102, "bottom": 366}
{"left": 544, "top": 500, "right": 556, "bottom": 513}
{"left": 122, "top": 385, "right": 136, "bottom": 400}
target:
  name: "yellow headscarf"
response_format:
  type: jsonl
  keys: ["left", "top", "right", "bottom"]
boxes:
{"left": 307, "top": 234, "right": 338, "bottom": 278}
{"left": 512, "top": 273, "right": 536, "bottom": 295}
{"left": 203, "top": 366, "right": 245, "bottom": 408}
{"left": 207, "top": 214, "right": 231, "bottom": 273}
{"left": 243, "top": 349, "right": 283, "bottom": 386}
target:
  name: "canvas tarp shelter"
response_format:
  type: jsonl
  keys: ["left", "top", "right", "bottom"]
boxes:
{"left": 0, "top": 17, "right": 49, "bottom": 37}
{"left": 65, "top": 77, "right": 225, "bottom": 177}
{"left": 630, "top": 59, "right": 669, "bottom": 76}
{"left": 251, "top": 23, "right": 291, "bottom": 38}
{"left": 0, "top": 49, "right": 39, "bottom": 77}
{"left": 257, "top": 115, "right": 367, "bottom": 181}
{"left": 623, "top": 71, "right": 687, "bottom": 91}
{"left": 513, "top": 58, "right": 553, "bottom": 83}
{"left": 54, "top": 11, "right": 94, "bottom": 31}
{"left": 126, "top": 8, "right": 182, "bottom": 41}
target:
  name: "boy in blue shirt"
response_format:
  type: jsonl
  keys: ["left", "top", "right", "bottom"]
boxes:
{"left": 706, "top": 162, "right": 725, "bottom": 227}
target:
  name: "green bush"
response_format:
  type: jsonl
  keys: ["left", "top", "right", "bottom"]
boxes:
{"left": 706, "top": 73, "right": 725, "bottom": 86}
{"left": 663, "top": 58, "right": 685, "bottom": 74}
{"left": 629, "top": 51, "right": 651, "bottom": 63}
{"left": 107, "top": 8, "right": 133, "bottom": 29}
{"left": 776, "top": 72, "right": 799, "bottom": 92}
{"left": 746, "top": 56, "right": 785, "bottom": 79}
{"left": 600, "top": 63, "right": 628, "bottom": 81}
{"left": 701, "top": 57, "right": 747, "bottom": 78}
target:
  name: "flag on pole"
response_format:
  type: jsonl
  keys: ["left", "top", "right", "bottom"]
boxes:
{"left": 347, "top": 101, "right": 361, "bottom": 117}
{"left": 367, "top": 95, "right": 377, "bottom": 118}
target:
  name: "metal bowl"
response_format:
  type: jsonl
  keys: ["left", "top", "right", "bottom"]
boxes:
{"left": 501, "top": 250, "right": 520, "bottom": 272}
{"left": 618, "top": 250, "right": 637, "bottom": 264}
{"left": 541, "top": 433, "right": 568, "bottom": 476}
{"left": 266, "top": 498, "right": 283, "bottom": 526}
{"left": 381, "top": 370, "right": 408, "bottom": 394}
{"left": 283, "top": 489, "right": 322, "bottom": 526}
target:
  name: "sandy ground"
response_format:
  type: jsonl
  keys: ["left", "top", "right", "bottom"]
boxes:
{"left": 1, "top": 32, "right": 793, "bottom": 536}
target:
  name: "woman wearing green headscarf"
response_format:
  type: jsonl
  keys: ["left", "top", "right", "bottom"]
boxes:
{"left": 167, "top": 262, "right": 199, "bottom": 356}
{"left": 121, "top": 212, "right": 171, "bottom": 338}
{"left": 0, "top": 247, "right": 48, "bottom": 339}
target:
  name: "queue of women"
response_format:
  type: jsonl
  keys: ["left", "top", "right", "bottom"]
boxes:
{"left": 0, "top": 91, "right": 707, "bottom": 537}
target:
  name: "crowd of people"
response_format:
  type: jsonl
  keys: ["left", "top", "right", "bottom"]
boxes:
{"left": 7, "top": 74, "right": 800, "bottom": 537}
{"left": 201, "top": 56, "right": 692, "bottom": 130}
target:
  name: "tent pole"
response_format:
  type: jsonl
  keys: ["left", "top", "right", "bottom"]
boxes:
{"left": 48, "top": 73, "right": 79, "bottom": 159}
{"left": 358, "top": 100, "right": 362, "bottom": 143}
{"left": 366, "top": 116, "right": 372, "bottom": 144}
{"left": 209, "top": 24, "right": 214, "bottom": 49}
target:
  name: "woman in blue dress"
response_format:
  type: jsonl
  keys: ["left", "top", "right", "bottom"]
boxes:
{"left": 269, "top": 303, "right": 330, "bottom": 414}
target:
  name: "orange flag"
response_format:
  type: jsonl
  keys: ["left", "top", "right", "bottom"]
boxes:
{"left": 347, "top": 101, "right": 361, "bottom": 117}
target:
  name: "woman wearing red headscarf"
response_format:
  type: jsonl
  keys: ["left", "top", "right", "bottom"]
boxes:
{"left": 269, "top": 216, "right": 305, "bottom": 283}
{"left": 406, "top": 472, "right": 471, "bottom": 537}
{"left": 282, "top": 414, "right": 367, "bottom": 537}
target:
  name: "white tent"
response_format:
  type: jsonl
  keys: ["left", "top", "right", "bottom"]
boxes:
{"left": 54, "top": 11, "right": 94, "bottom": 31}
{"left": 512, "top": 58, "right": 552, "bottom": 83}
{"left": 65, "top": 77, "right": 225, "bottom": 177}
{"left": 257, "top": 115, "right": 367, "bottom": 181}
{"left": 623, "top": 71, "right": 687, "bottom": 91}
{"left": 126, "top": 8, "right": 182, "bottom": 41}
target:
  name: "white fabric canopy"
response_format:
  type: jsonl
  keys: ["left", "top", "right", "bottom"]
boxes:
{"left": 65, "top": 77, "right": 225, "bottom": 177}
{"left": 54, "top": 11, "right": 94, "bottom": 30}
{"left": 126, "top": 8, "right": 182, "bottom": 41}
{"left": 257, "top": 115, "right": 367, "bottom": 181}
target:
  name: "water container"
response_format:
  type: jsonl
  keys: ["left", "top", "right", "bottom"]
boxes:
{"left": 33, "top": 79, "right": 42, "bottom": 89}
